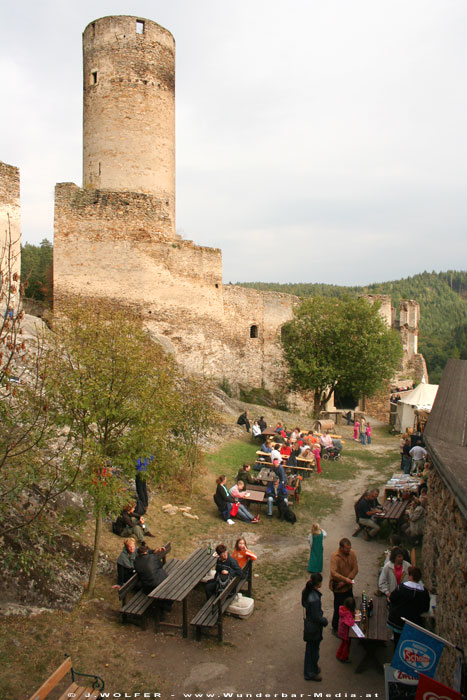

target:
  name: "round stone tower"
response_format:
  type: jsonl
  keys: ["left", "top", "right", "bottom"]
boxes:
{"left": 82, "top": 16, "right": 175, "bottom": 233}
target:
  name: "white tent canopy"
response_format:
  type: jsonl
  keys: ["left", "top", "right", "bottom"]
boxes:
{"left": 395, "top": 382, "right": 439, "bottom": 433}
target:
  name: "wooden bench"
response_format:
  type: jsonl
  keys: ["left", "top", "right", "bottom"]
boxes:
{"left": 28, "top": 656, "right": 104, "bottom": 700}
{"left": 119, "top": 542, "right": 181, "bottom": 627}
{"left": 190, "top": 560, "right": 253, "bottom": 642}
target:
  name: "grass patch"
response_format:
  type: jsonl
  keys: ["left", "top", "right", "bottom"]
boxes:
{"left": 204, "top": 438, "right": 259, "bottom": 480}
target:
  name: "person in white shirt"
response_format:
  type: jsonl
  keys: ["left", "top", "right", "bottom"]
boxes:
{"left": 409, "top": 443, "right": 428, "bottom": 474}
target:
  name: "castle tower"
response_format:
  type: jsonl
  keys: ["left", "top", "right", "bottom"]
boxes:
{"left": 82, "top": 16, "right": 175, "bottom": 234}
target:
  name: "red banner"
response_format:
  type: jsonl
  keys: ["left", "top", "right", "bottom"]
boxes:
{"left": 415, "top": 673, "right": 462, "bottom": 700}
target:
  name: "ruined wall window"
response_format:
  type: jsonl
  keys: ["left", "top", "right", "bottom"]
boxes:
{"left": 91, "top": 71, "right": 98, "bottom": 85}
{"left": 136, "top": 20, "right": 145, "bottom": 34}
{"left": 215, "top": 283, "right": 219, "bottom": 288}
{"left": 250, "top": 325, "right": 259, "bottom": 339}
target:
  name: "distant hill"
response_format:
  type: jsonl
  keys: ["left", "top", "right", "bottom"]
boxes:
{"left": 237, "top": 271, "right": 467, "bottom": 383}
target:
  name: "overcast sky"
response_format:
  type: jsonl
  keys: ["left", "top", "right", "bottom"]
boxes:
{"left": 1, "top": 0, "right": 466, "bottom": 285}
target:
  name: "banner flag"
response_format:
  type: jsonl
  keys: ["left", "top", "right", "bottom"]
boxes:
{"left": 415, "top": 673, "right": 462, "bottom": 700}
{"left": 391, "top": 622, "right": 445, "bottom": 678}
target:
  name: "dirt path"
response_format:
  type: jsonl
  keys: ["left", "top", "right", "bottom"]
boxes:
{"left": 134, "top": 464, "right": 394, "bottom": 698}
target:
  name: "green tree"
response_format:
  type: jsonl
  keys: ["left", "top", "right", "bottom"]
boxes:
{"left": 21, "top": 239, "right": 53, "bottom": 305}
{"left": 281, "top": 296, "right": 403, "bottom": 416}
{"left": 46, "top": 300, "right": 180, "bottom": 595}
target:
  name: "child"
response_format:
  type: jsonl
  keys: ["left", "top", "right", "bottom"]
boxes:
{"left": 366, "top": 422, "right": 372, "bottom": 445}
{"left": 312, "top": 444, "right": 322, "bottom": 474}
{"left": 353, "top": 420, "right": 360, "bottom": 441}
{"left": 307, "top": 523, "right": 326, "bottom": 574}
{"left": 336, "top": 597, "right": 356, "bottom": 662}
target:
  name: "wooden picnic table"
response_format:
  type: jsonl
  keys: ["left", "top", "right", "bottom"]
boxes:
{"left": 349, "top": 596, "right": 389, "bottom": 673}
{"left": 148, "top": 547, "right": 215, "bottom": 637}
{"left": 374, "top": 499, "right": 409, "bottom": 533}
{"left": 242, "top": 489, "right": 265, "bottom": 515}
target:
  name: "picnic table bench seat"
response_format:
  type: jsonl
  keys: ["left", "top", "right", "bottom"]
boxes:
{"left": 28, "top": 656, "right": 104, "bottom": 700}
{"left": 190, "top": 560, "right": 252, "bottom": 643}
{"left": 119, "top": 542, "right": 181, "bottom": 627}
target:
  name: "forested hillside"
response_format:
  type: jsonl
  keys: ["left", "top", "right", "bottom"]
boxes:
{"left": 238, "top": 271, "right": 467, "bottom": 383}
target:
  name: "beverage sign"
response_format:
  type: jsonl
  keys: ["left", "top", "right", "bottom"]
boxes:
{"left": 384, "top": 664, "right": 418, "bottom": 700}
{"left": 415, "top": 673, "right": 462, "bottom": 700}
{"left": 392, "top": 624, "right": 445, "bottom": 678}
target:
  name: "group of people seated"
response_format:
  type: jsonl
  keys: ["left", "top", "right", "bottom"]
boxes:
{"left": 356, "top": 485, "right": 428, "bottom": 545}
{"left": 237, "top": 411, "right": 266, "bottom": 435}
{"left": 204, "top": 538, "right": 256, "bottom": 598}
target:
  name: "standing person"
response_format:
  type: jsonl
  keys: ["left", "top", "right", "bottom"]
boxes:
{"left": 409, "top": 442, "right": 428, "bottom": 475}
{"left": 366, "top": 422, "right": 372, "bottom": 445}
{"left": 336, "top": 597, "right": 356, "bottom": 663}
{"left": 312, "top": 444, "right": 322, "bottom": 475}
{"left": 402, "top": 438, "right": 412, "bottom": 474}
{"left": 237, "top": 410, "right": 250, "bottom": 432}
{"left": 359, "top": 419, "right": 367, "bottom": 445}
{"left": 378, "top": 548, "right": 411, "bottom": 598}
{"left": 399, "top": 432, "right": 408, "bottom": 470}
{"left": 307, "top": 523, "right": 327, "bottom": 574}
{"left": 302, "top": 572, "right": 328, "bottom": 681}
{"left": 353, "top": 419, "right": 360, "bottom": 441}
{"left": 387, "top": 567, "right": 430, "bottom": 648}
{"left": 329, "top": 538, "right": 358, "bottom": 633}
{"left": 135, "top": 455, "right": 153, "bottom": 515}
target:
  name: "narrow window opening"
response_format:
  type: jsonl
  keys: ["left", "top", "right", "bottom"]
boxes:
{"left": 215, "top": 283, "right": 219, "bottom": 289}
{"left": 91, "top": 71, "right": 98, "bottom": 85}
{"left": 98, "top": 162, "right": 101, "bottom": 176}
{"left": 136, "top": 20, "right": 145, "bottom": 34}
{"left": 250, "top": 325, "right": 259, "bottom": 339}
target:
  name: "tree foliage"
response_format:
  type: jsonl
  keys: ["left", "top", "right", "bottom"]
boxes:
{"left": 45, "top": 300, "right": 184, "bottom": 593}
{"left": 239, "top": 270, "right": 467, "bottom": 383}
{"left": 21, "top": 239, "right": 53, "bottom": 306}
{"left": 281, "top": 296, "right": 403, "bottom": 415}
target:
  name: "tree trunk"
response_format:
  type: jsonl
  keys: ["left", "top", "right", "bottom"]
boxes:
{"left": 313, "top": 391, "right": 322, "bottom": 418}
{"left": 87, "top": 508, "right": 102, "bottom": 597}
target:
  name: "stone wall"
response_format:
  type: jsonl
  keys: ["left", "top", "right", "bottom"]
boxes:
{"left": 54, "top": 183, "right": 297, "bottom": 391}
{"left": 0, "top": 161, "right": 21, "bottom": 300}
{"left": 422, "top": 468, "right": 467, "bottom": 684}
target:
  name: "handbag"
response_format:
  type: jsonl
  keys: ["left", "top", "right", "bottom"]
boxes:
{"left": 230, "top": 502, "right": 239, "bottom": 517}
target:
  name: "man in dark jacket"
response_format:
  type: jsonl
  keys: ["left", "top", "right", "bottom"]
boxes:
{"left": 205, "top": 543, "right": 243, "bottom": 598}
{"left": 388, "top": 566, "right": 430, "bottom": 647}
{"left": 134, "top": 543, "right": 168, "bottom": 593}
{"left": 302, "top": 572, "right": 328, "bottom": 681}
{"left": 266, "top": 477, "right": 288, "bottom": 516}
{"left": 237, "top": 411, "right": 250, "bottom": 432}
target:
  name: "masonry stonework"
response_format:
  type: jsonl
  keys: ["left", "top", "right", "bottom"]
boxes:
{"left": 0, "top": 161, "right": 21, "bottom": 294}
{"left": 422, "top": 468, "right": 467, "bottom": 684}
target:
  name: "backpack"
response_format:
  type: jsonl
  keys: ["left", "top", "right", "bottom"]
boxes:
{"left": 215, "top": 571, "right": 232, "bottom": 596}
{"left": 112, "top": 515, "right": 126, "bottom": 535}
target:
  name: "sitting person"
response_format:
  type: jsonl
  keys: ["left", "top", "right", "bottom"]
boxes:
{"left": 280, "top": 440, "right": 292, "bottom": 459}
{"left": 261, "top": 438, "right": 273, "bottom": 454}
{"left": 287, "top": 442, "right": 302, "bottom": 468}
{"left": 378, "top": 548, "right": 411, "bottom": 599}
{"left": 319, "top": 431, "right": 333, "bottom": 450}
{"left": 266, "top": 476, "right": 288, "bottom": 517}
{"left": 251, "top": 420, "right": 262, "bottom": 438}
{"left": 271, "top": 457, "right": 286, "bottom": 483}
{"left": 258, "top": 416, "right": 267, "bottom": 432}
{"left": 112, "top": 502, "right": 154, "bottom": 544}
{"left": 236, "top": 463, "right": 258, "bottom": 485}
{"left": 270, "top": 445, "right": 282, "bottom": 463}
{"left": 237, "top": 411, "right": 250, "bottom": 432}
{"left": 134, "top": 542, "right": 168, "bottom": 593}
{"left": 205, "top": 543, "right": 244, "bottom": 598}
{"left": 387, "top": 566, "right": 430, "bottom": 648}
{"left": 214, "top": 475, "right": 259, "bottom": 524}
{"left": 356, "top": 490, "right": 381, "bottom": 539}
{"left": 274, "top": 422, "right": 284, "bottom": 434}
{"left": 231, "top": 537, "right": 257, "bottom": 568}
{"left": 401, "top": 497, "right": 426, "bottom": 543}
{"left": 229, "top": 479, "right": 249, "bottom": 499}
{"left": 115, "top": 537, "right": 137, "bottom": 588}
